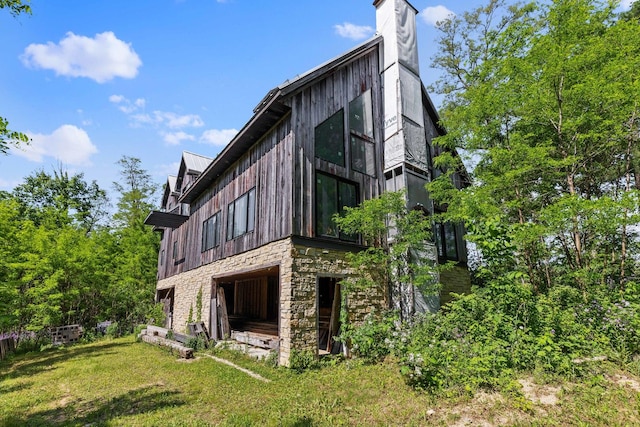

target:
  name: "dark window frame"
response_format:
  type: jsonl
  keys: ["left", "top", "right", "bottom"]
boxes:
{"left": 314, "top": 109, "right": 345, "bottom": 167}
{"left": 172, "top": 240, "right": 178, "bottom": 259}
{"left": 201, "top": 211, "right": 221, "bottom": 252}
{"left": 349, "top": 90, "right": 376, "bottom": 176}
{"left": 315, "top": 171, "right": 359, "bottom": 242}
{"left": 226, "top": 188, "right": 256, "bottom": 241}
{"left": 434, "top": 220, "right": 459, "bottom": 262}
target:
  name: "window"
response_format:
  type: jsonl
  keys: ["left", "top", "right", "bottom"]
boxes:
{"left": 349, "top": 90, "right": 373, "bottom": 138}
{"left": 172, "top": 241, "right": 178, "bottom": 259}
{"left": 349, "top": 91, "right": 375, "bottom": 175}
{"left": 227, "top": 188, "right": 256, "bottom": 240}
{"left": 315, "top": 172, "right": 358, "bottom": 241}
{"left": 315, "top": 109, "right": 345, "bottom": 166}
{"left": 435, "top": 221, "right": 459, "bottom": 261}
{"left": 201, "top": 212, "right": 221, "bottom": 251}
{"left": 160, "top": 249, "right": 165, "bottom": 266}
{"left": 351, "top": 136, "right": 375, "bottom": 175}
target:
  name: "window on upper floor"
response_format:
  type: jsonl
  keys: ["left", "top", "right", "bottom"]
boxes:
{"left": 227, "top": 188, "right": 256, "bottom": 240}
{"left": 315, "top": 172, "right": 358, "bottom": 242}
{"left": 160, "top": 249, "right": 165, "bottom": 266}
{"left": 349, "top": 91, "right": 375, "bottom": 176}
{"left": 349, "top": 90, "right": 373, "bottom": 138}
{"left": 172, "top": 241, "right": 178, "bottom": 259}
{"left": 315, "top": 109, "right": 345, "bottom": 167}
{"left": 202, "top": 212, "right": 221, "bottom": 252}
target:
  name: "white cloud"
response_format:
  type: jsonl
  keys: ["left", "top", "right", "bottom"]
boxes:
{"left": 421, "top": 5, "right": 455, "bottom": 27}
{"left": 12, "top": 125, "right": 98, "bottom": 166}
{"left": 162, "top": 131, "right": 195, "bottom": 146}
{"left": 154, "top": 111, "right": 204, "bottom": 129}
{"left": 21, "top": 31, "right": 142, "bottom": 83}
{"left": 200, "top": 128, "right": 238, "bottom": 146}
{"left": 334, "top": 23, "right": 375, "bottom": 40}
{"left": 109, "top": 94, "right": 147, "bottom": 114}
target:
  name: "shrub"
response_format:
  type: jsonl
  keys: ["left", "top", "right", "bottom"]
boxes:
{"left": 289, "top": 349, "right": 319, "bottom": 373}
{"left": 185, "top": 336, "right": 207, "bottom": 351}
{"left": 338, "top": 309, "right": 402, "bottom": 363}
{"left": 105, "top": 321, "right": 120, "bottom": 338}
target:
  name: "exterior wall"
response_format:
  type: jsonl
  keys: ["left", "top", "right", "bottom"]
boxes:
{"left": 439, "top": 265, "right": 472, "bottom": 306}
{"left": 288, "top": 48, "right": 384, "bottom": 237}
{"left": 157, "top": 122, "right": 294, "bottom": 281}
{"left": 157, "top": 237, "right": 386, "bottom": 366}
{"left": 285, "top": 243, "right": 387, "bottom": 362}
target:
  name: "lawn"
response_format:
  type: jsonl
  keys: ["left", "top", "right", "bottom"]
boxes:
{"left": 1, "top": 337, "right": 639, "bottom": 426}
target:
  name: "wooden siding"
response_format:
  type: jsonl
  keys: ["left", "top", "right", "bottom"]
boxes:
{"left": 287, "top": 46, "right": 384, "bottom": 237}
{"left": 157, "top": 45, "right": 384, "bottom": 280}
{"left": 157, "top": 119, "right": 293, "bottom": 280}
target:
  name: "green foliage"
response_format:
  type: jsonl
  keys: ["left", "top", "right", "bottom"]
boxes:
{"left": 429, "top": 0, "right": 640, "bottom": 294}
{"left": 145, "top": 303, "right": 166, "bottom": 327}
{"left": 394, "top": 277, "right": 640, "bottom": 393}
{"left": 0, "top": 0, "right": 31, "bottom": 17}
{"left": 105, "top": 322, "right": 120, "bottom": 338}
{"left": 185, "top": 336, "right": 207, "bottom": 351}
{"left": 0, "top": 158, "right": 160, "bottom": 341}
{"left": 289, "top": 349, "right": 320, "bottom": 373}
{"left": 187, "top": 304, "right": 194, "bottom": 326}
{"left": 333, "top": 190, "right": 439, "bottom": 305}
{"left": 196, "top": 286, "right": 203, "bottom": 322}
{"left": 339, "top": 309, "right": 401, "bottom": 363}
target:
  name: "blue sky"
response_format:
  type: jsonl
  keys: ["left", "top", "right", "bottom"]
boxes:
{"left": 0, "top": 0, "right": 635, "bottom": 202}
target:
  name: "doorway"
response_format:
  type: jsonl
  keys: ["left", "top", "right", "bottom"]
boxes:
{"left": 317, "top": 277, "right": 342, "bottom": 354}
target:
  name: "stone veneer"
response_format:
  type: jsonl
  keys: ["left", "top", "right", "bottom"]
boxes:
{"left": 439, "top": 265, "right": 472, "bottom": 306}
{"left": 156, "top": 237, "right": 386, "bottom": 366}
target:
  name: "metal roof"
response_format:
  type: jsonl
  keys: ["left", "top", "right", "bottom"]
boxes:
{"left": 182, "top": 151, "right": 213, "bottom": 174}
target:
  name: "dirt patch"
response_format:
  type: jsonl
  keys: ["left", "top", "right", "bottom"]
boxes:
{"left": 447, "top": 391, "right": 516, "bottom": 426}
{"left": 608, "top": 374, "right": 640, "bottom": 392}
{"left": 176, "top": 356, "right": 201, "bottom": 363}
{"left": 518, "top": 378, "right": 560, "bottom": 406}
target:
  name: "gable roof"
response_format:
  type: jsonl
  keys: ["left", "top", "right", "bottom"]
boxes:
{"left": 179, "top": 35, "right": 384, "bottom": 204}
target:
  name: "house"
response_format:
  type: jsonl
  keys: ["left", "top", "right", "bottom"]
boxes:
{"left": 145, "top": 0, "right": 470, "bottom": 366}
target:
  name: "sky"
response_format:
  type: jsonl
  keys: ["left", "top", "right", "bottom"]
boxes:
{"left": 0, "top": 0, "right": 636, "bottom": 203}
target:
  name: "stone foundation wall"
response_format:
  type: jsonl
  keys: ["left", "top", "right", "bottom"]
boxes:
{"left": 156, "top": 238, "right": 293, "bottom": 340}
{"left": 286, "top": 244, "right": 387, "bottom": 361}
{"left": 439, "top": 265, "right": 472, "bottom": 306}
{"left": 156, "top": 238, "right": 387, "bottom": 367}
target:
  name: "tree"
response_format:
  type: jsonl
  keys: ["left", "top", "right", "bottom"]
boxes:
{"left": 12, "top": 167, "right": 108, "bottom": 232}
{"left": 1, "top": 1, "right": 31, "bottom": 155}
{"left": 333, "top": 191, "right": 438, "bottom": 320}
{"left": 106, "top": 156, "right": 161, "bottom": 331}
{"left": 429, "top": 0, "right": 640, "bottom": 295}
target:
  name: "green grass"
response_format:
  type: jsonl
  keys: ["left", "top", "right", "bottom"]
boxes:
{"left": 1, "top": 338, "right": 639, "bottom": 426}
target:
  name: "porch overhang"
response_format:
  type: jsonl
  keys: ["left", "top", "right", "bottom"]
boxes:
{"left": 144, "top": 210, "right": 188, "bottom": 229}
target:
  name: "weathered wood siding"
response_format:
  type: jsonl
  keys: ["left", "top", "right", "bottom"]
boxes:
{"left": 156, "top": 120, "right": 293, "bottom": 280}
{"left": 286, "top": 46, "right": 383, "bottom": 237}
